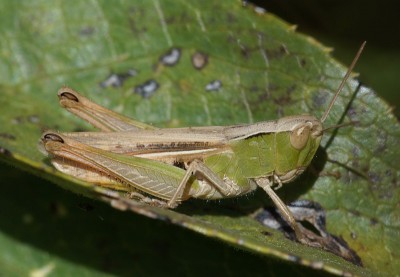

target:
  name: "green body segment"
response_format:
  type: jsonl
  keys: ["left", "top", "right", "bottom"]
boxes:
{"left": 204, "top": 130, "right": 321, "bottom": 189}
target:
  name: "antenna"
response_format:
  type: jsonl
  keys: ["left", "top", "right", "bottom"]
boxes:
{"left": 320, "top": 41, "right": 366, "bottom": 123}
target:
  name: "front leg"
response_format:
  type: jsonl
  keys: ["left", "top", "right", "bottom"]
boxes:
{"left": 256, "top": 176, "right": 305, "bottom": 243}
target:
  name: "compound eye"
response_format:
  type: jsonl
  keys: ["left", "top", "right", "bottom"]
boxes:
{"left": 290, "top": 125, "right": 310, "bottom": 150}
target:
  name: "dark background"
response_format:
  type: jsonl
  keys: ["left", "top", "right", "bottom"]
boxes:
{"left": 251, "top": 0, "right": 400, "bottom": 118}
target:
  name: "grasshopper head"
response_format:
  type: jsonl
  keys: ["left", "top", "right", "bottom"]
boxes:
{"left": 273, "top": 115, "right": 323, "bottom": 183}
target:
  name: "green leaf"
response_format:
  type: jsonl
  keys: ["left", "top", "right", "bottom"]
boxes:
{"left": 0, "top": 1, "right": 398, "bottom": 276}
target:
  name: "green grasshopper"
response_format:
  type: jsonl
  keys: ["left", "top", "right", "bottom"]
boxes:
{"left": 40, "top": 43, "right": 365, "bottom": 243}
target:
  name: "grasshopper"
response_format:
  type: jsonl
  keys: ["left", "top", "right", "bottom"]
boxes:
{"left": 40, "top": 43, "right": 365, "bottom": 243}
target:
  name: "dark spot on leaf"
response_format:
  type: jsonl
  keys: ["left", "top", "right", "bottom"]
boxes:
{"left": 368, "top": 171, "right": 381, "bottom": 184}
{"left": 248, "top": 85, "right": 261, "bottom": 93}
{"left": 347, "top": 106, "right": 358, "bottom": 120}
{"left": 28, "top": 115, "right": 40, "bottom": 124}
{"left": 80, "top": 26, "right": 95, "bottom": 36}
{"left": 205, "top": 80, "right": 222, "bottom": 92}
{"left": 351, "top": 232, "right": 357, "bottom": 239}
{"left": 370, "top": 218, "right": 378, "bottom": 226}
{"left": 226, "top": 33, "right": 235, "bottom": 44}
{"left": 349, "top": 209, "right": 361, "bottom": 217}
{"left": 159, "top": 47, "right": 181, "bottom": 66}
{"left": 286, "top": 84, "right": 296, "bottom": 94}
{"left": 10, "top": 115, "right": 40, "bottom": 125}
{"left": 264, "top": 45, "right": 289, "bottom": 60}
{"left": 134, "top": 80, "right": 159, "bottom": 98}
{"left": 0, "top": 133, "right": 16, "bottom": 140}
{"left": 312, "top": 91, "right": 329, "bottom": 108}
{"left": 261, "top": 231, "right": 272, "bottom": 236}
{"left": 299, "top": 58, "right": 307, "bottom": 67}
{"left": 128, "top": 7, "right": 147, "bottom": 34}
{"left": 226, "top": 12, "right": 237, "bottom": 23}
{"left": 374, "top": 130, "right": 387, "bottom": 155}
{"left": 290, "top": 199, "right": 320, "bottom": 209}
{"left": 255, "top": 203, "right": 297, "bottom": 241}
{"left": 191, "top": 51, "right": 208, "bottom": 70}
{"left": 239, "top": 44, "right": 251, "bottom": 59}
{"left": 255, "top": 200, "right": 363, "bottom": 266}
{"left": 273, "top": 94, "right": 292, "bottom": 106}
{"left": 0, "top": 147, "right": 12, "bottom": 157}
{"left": 100, "top": 70, "right": 137, "bottom": 88}
{"left": 268, "top": 83, "right": 278, "bottom": 92}
{"left": 256, "top": 89, "right": 270, "bottom": 103}
{"left": 11, "top": 116, "right": 23, "bottom": 125}
{"left": 351, "top": 146, "right": 360, "bottom": 158}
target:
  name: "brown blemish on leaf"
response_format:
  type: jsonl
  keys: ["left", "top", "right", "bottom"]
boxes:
{"left": 191, "top": 51, "right": 208, "bottom": 70}
{"left": 0, "top": 133, "right": 16, "bottom": 141}
{"left": 11, "top": 115, "right": 40, "bottom": 125}
{"left": 0, "top": 147, "right": 12, "bottom": 157}
{"left": 349, "top": 209, "right": 361, "bottom": 217}
{"left": 264, "top": 45, "right": 289, "bottom": 60}
{"left": 239, "top": 44, "right": 251, "bottom": 59}
{"left": 370, "top": 218, "right": 378, "bottom": 226}
{"left": 226, "top": 12, "right": 237, "bottom": 23}
{"left": 79, "top": 26, "right": 95, "bottom": 36}
{"left": 127, "top": 7, "right": 146, "bottom": 35}
{"left": 11, "top": 116, "right": 24, "bottom": 125}
{"left": 261, "top": 230, "right": 272, "bottom": 236}
{"left": 273, "top": 95, "right": 292, "bottom": 106}
{"left": 323, "top": 170, "right": 342, "bottom": 180}
{"left": 312, "top": 91, "right": 330, "bottom": 108}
